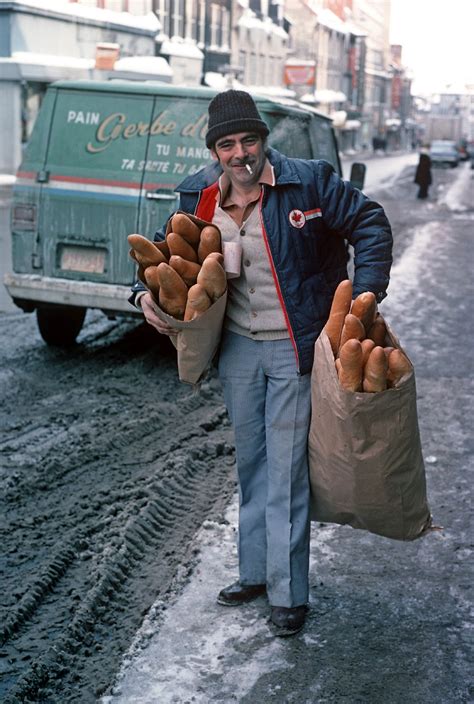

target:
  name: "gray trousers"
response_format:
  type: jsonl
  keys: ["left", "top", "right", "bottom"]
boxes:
{"left": 218, "top": 331, "right": 312, "bottom": 607}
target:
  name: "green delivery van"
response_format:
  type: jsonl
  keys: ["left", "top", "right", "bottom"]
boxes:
{"left": 5, "top": 80, "right": 351, "bottom": 345}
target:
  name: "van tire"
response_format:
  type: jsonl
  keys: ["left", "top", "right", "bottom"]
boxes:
{"left": 36, "top": 305, "right": 86, "bottom": 346}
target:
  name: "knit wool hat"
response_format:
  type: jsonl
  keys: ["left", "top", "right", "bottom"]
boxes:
{"left": 205, "top": 89, "right": 270, "bottom": 148}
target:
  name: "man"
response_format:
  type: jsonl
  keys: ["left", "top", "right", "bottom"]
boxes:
{"left": 132, "top": 90, "right": 393, "bottom": 637}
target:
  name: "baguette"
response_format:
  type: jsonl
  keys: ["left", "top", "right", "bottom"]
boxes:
{"left": 136, "top": 263, "right": 147, "bottom": 286}
{"left": 387, "top": 349, "right": 412, "bottom": 387}
{"left": 128, "top": 234, "right": 167, "bottom": 268}
{"left": 154, "top": 239, "right": 170, "bottom": 260}
{"left": 205, "top": 251, "right": 225, "bottom": 267}
{"left": 367, "top": 314, "right": 387, "bottom": 347}
{"left": 169, "top": 255, "right": 201, "bottom": 287}
{"left": 167, "top": 232, "right": 199, "bottom": 263}
{"left": 339, "top": 313, "right": 365, "bottom": 350}
{"left": 338, "top": 339, "right": 363, "bottom": 392}
{"left": 363, "top": 346, "right": 388, "bottom": 393}
{"left": 325, "top": 280, "right": 353, "bottom": 356}
{"left": 154, "top": 262, "right": 188, "bottom": 319}
{"left": 143, "top": 265, "right": 160, "bottom": 300}
{"left": 184, "top": 284, "right": 212, "bottom": 321}
{"left": 171, "top": 213, "right": 202, "bottom": 246}
{"left": 361, "top": 338, "right": 375, "bottom": 367}
{"left": 197, "top": 225, "right": 221, "bottom": 263}
{"left": 197, "top": 257, "right": 227, "bottom": 302}
{"left": 350, "top": 291, "right": 377, "bottom": 334}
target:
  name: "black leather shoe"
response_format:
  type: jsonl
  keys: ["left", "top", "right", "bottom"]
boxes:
{"left": 270, "top": 605, "right": 307, "bottom": 637}
{"left": 217, "top": 581, "right": 266, "bottom": 606}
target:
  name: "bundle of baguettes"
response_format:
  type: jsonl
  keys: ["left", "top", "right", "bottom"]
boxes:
{"left": 325, "top": 280, "right": 412, "bottom": 393}
{"left": 128, "top": 213, "right": 226, "bottom": 321}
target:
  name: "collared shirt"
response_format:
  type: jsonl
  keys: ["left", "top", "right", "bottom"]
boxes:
{"left": 217, "top": 159, "right": 276, "bottom": 227}
{"left": 211, "top": 158, "right": 289, "bottom": 340}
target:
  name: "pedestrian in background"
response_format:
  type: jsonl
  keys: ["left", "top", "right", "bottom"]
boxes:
{"left": 414, "top": 147, "right": 432, "bottom": 199}
{"left": 133, "top": 90, "right": 393, "bottom": 637}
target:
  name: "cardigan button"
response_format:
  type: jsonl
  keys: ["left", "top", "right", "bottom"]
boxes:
{"left": 244, "top": 259, "right": 251, "bottom": 267}
{"left": 240, "top": 229, "right": 246, "bottom": 236}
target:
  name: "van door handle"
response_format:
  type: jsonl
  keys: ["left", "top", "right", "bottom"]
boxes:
{"left": 145, "top": 192, "right": 178, "bottom": 201}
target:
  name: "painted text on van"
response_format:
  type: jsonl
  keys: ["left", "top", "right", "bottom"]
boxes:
{"left": 86, "top": 111, "right": 209, "bottom": 153}
{"left": 176, "top": 146, "right": 210, "bottom": 159}
{"left": 68, "top": 111, "right": 100, "bottom": 124}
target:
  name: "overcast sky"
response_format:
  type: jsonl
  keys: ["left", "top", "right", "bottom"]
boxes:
{"left": 389, "top": 0, "right": 474, "bottom": 95}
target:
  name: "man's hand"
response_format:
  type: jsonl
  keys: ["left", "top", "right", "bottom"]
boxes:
{"left": 140, "top": 292, "right": 179, "bottom": 336}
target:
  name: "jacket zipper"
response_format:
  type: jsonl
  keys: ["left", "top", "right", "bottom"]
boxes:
{"left": 258, "top": 190, "right": 300, "bottom": 372}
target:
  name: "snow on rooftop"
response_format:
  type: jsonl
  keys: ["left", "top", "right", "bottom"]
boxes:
{"left": 247, "top": 85, "right": 297, "bottom": 100}
{"left": 114, "top": 56, "right": 172, "bottom": 77}
{"left": 204, "top": 72, "right": 228, "bottom": 91}
{"left": 237, "top": 9, "right": 287, "bottom": 39}
{"left": 9, "top": 51, "right": 94, "bottom": 69}
{"left": 5, "top": 0, "right": 160, "bottom": 32}
{"left": 159, "top": 39, "right": 204, "bottom": 60}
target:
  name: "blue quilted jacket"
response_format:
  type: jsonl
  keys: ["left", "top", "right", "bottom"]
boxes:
{"left": 131, "top": 148, "right": 393, "bottom": 375}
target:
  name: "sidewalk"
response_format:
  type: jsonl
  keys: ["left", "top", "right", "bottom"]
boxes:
{"left": 102, "top": 167, "right": 473, "bottom": 704}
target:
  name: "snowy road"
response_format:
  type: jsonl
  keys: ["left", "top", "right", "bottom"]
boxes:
{"left": 102, "top": 167, "right": 473, "bottom": 703}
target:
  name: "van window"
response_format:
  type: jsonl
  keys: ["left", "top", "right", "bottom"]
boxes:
{"left": 140, "top": 96, "right": 213, "bottom": 186}
{"left": 309, "top": 118, "right": 339, "bottom": 165}
{"left": 266, "top": 115, "right": 312, "bottom": 159}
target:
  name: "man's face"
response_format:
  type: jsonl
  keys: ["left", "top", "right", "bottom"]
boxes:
{"left": 211, "top": 132, "right": 265, "bottom": 186}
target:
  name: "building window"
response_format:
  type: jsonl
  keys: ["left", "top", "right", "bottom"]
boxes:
{"left": 210, "top": 3, "right": 220, "bottom": 47}
{"left": 171, "top": 0, "right": 185, "bottom": 38}
{"left": 221, "top": 7, "right": 230, "bottom": 50}
{"left": 239, "top": 49, "right": 247, "bottom": 80}
{"left": 155, "top": 0, "right": 170, "bottom": 36}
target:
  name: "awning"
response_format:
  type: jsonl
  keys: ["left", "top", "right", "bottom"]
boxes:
{"left": 316, "top": 8, "right": 348, "bottom": 34}
{"left": 340, "top": 119, "right": 361, "bottom": 130}
{"left": 330, "top": 110, "right": 347, "bottom": 127}
{"left": 301, "top": 89, "right": 347, "bottom": 104}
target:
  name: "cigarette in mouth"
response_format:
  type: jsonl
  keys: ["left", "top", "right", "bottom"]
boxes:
{"left": 245, "top": 164, "right": 253, "bottom": 175}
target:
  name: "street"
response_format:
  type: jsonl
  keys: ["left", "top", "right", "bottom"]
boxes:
{"left": 342, "top": 151, "right": 418, "bottom": 192}
{"left": 1, "top": 159, "right": 473, "bottom": 703}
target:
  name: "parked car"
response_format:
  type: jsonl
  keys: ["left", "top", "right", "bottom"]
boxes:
{"left": 429, "top": 140, "right": 460, "bottom": 168}
{"left": 6, "top": 80, "right": 363, "bottom": 346}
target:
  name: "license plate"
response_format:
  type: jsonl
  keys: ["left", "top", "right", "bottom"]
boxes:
{"left": 60, "top": 246, "right": 106, "bottom": 274}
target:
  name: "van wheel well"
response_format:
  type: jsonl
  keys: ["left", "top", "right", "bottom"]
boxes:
{"left": 36, "top": 305, "right": 86, "bottom": 346}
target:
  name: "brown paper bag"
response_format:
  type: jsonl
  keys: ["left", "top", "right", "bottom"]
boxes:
{"left": 308, "top": 325, "right": 432, "bottom": 541}
{"left": 149, "top": 212, "right": 226, "bottom": 385}
{"left": 153, "top": 292, "right": 227, "bottom": 385}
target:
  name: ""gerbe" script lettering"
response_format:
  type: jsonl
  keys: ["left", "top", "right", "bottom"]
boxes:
{"left": 86, "top": 111, "right": 209, "bottom": 153}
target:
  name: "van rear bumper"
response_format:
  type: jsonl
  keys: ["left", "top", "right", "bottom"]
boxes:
{"left": 4, "top": 272, "right": 139, "bottom": 314}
